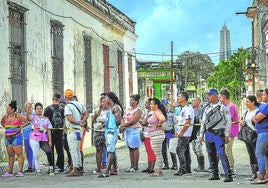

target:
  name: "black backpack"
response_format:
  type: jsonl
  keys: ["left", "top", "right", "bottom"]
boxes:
{"left": 49, "top": 105, "right": 64, "bottom": 128}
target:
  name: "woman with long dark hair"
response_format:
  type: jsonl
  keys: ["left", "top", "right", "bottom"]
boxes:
{"left": 92, "top": 96, "right": 109, "bottom": 174}
{"left": 140, "top": 98, "right": 156, "bottom": 173}
{"left": 239, "top": 95, "right": 259, "bottom": 181}
{"left": 98, "top": 92, "right": 123, "bottom": 178}
{"left": 147, "top": 98, "right": 166, "bottom": 176}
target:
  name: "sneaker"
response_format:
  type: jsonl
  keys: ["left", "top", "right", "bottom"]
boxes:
{"left": 162, "top": 166, "right": 169, "bottom": 170}
{"left": 15, "top": 172, "right": 24, "bottom": 177}
{"left": 174, "top": 170, "right": 187, "bottom": 176}
{"left": 2, "top": 172, "right": 14, "bottom": 177}
{"left": 91, "top": 170, "right": 101, "bottom": 175}
{"left": 125, "top": 167, "right": 131, "bottom": 172}
{"left": 208, "top": 174, "right": 220, "bottom": 180}
{"left": 24, "top": 168, "right": 34, "bottom": 173}
{"left": 125, "top": 167, "right": 136, "bottom": 172}
{"left": 36, "top": 172, "right": 42, "bottom": 176}
{"left": 223, "top": 176, "right": 233, "bottom": 182}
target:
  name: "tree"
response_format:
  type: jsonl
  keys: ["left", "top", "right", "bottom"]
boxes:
{"left": 176, "top": 51, "right": 214, "bottom": 94}
{"left": 206, "top": 48, "right": 251, "bottom": 105}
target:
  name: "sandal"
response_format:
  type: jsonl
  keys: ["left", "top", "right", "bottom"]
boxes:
{"left": 150, "top": 172, "right": 163, "bottom": 177}
{"left": 251, "top": 178, "right": 266, "bottom": 184}
{"left": 2, "top": 172, "right": 14, "bottom": 177}
{"left": 15, "top": 172, "right": 24, "bottom": 177}
{"left": 110, "top": 171, "right": 118, "bottom": 175}
{"left": 98, "top": 173, "right": 110, "bottom": 178}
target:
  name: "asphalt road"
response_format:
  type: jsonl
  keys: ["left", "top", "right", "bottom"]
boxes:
{"left": 0, "top": 138, "right": 267, "bottom": 188}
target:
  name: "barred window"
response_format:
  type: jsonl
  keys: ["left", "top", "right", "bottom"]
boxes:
{"left": 83, "top": 34, "right": 93, "bottom": 112}
{"left": 51, "top": 20, "right": 64, "bottom": 95}
{"left": 8, "top": 2, "right": 28, "bottom": 112}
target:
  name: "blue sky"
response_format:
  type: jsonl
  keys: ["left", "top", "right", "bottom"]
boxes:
{"left": 107, "top": 0, "right": 253, "bottom": 63}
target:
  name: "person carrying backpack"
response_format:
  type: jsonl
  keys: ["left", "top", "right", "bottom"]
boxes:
{"left": 44, "top": 93, "right": 65, "bottom": 172}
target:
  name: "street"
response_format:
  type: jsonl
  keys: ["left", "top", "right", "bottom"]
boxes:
{"left": 0, "top": 138, "right": 266, "bottom": 188}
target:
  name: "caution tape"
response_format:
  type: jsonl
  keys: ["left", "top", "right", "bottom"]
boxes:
{"left": 27, "top": 121, "right": 240, "bottom": 131}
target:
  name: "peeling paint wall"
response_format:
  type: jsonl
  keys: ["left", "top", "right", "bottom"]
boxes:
{"left": 0, "top": 0, "right": 137, "bottom": 116}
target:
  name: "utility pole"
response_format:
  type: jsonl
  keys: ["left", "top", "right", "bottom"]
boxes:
{"left": 170, "top": 41, "right": 174, "bottom": 106}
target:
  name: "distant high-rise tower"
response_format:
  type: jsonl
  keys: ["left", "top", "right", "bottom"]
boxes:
{"left": 219, "top": 24, "right": 231, "bottom": 61}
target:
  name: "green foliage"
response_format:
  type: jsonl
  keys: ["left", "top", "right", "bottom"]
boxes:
{"left": 176, "top": 51, "right": 214, "bottom": 94}
{"left": 207, "top": 48, "right": 251, "bottom": 105}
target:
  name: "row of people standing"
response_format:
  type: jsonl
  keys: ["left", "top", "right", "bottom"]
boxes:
{"left": 0, "top": 90, "right": 89, "bottom": 177}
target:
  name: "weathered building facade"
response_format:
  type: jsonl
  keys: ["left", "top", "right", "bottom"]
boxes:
{"left": 0, "top": 0, "right": 138, "bottom": 114}
{"left": 246, "top": 0, "right": 268, "bottom": 92}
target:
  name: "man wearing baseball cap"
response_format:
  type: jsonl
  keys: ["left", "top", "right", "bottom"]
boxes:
{"left": 64, "top": 89, "right": 89, "bottom": 176}
{"left": 200, "top": 88, "right": 233, "bottom": 182}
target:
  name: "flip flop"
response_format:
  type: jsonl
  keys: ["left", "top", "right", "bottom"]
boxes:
{"left": 150, "top": 172, "right": 163, "bottom": 177}
{"left": 98, "top": 173, "right": 110, "bottom": 178}
{"left": 250, "top": 178, "right": 266, "bottom": 184}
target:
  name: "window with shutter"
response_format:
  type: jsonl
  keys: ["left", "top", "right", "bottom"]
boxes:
{"left": 51, "top": 20, "right": 64, "bottom": 95}
{"left": 84, "top": 35, "right": 93, "bottom": 112}
{"left": 117, "top": 50, "right": 124, "bottom": 106}
{"left": 128, "top": 55, "right": 133, "bottom": 95}
{"left": 103, "top": 44, "right": 110, "bottom": 92}
{"left": 8, "top": 2, "right": 28, "bottom": 112}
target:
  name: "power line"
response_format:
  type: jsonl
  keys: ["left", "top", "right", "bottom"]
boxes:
{"left": 28, "top": 0, "right": 244, "bottom": 61}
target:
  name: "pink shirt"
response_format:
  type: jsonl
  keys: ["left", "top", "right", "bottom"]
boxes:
{"left": 228, "top": 103, "right": 239, "bottom": 137}
{"left": 30, "top": 116, "right": 52, "bottom": 141}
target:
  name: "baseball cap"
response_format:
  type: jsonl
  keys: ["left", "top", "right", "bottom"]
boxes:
{"left": 161, "top": 99, "right": 169, "bottom": 105}
{"left": 207, "top": 88, "right": 219, "bottom": 95}
{"left": 64, "top": 89, "right": 74, "bottom": 98}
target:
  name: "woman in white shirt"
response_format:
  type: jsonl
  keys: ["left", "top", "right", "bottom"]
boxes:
{"left": 239, "top": 95, "right": 259, "bottom": 181}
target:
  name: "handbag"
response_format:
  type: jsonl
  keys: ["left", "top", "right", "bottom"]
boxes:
{"left": 238, "top": 124, "right": 257, "bottom": 144}
{"left": 168, "top": 137, "right": 178, "bottom": 153}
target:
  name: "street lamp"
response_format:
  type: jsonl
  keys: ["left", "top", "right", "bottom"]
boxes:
{"left": 251, "top": 63, "right": 257, "bottom": 95}
{"left": 246, "top": 57, "right": 258, "bottom": 95}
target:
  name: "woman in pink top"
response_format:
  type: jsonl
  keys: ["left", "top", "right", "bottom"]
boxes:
{"left": 29, "top": 102, "right": 54, "bottom": 176}
{"left": 1, "top": 100, "right": 30, "bottom": 177}
{"left": 140, "top": 98, "right": 156, "bottom": 173}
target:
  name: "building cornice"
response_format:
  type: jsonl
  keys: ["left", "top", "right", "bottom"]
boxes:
{"left": 67, "top": 0, "right": 136, "bottom": 35}
{"left": 258, "top": 0, "right": 268, "bottom": 4}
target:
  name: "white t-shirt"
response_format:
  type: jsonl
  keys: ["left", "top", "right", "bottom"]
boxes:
{"left": 65, "top": 100, "right": 87, "bottom": 129}
{"left": 244, "top": 109, "right": 257, "bottom": 131}
{"left": 176, "top": 104, "right": 194, "bottom": 137}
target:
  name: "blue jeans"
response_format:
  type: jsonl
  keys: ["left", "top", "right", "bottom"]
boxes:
{"left": 205, "top": 131, "right": 231, "bottom": 176}
{"left": 102, "top": 147, "right": 107, "bottom": 164}
{"left": 23, "top": 128, "right": 34, "bottom": 169}
{"left": 256, "top": 132, "right": 268, "bottom": 174}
